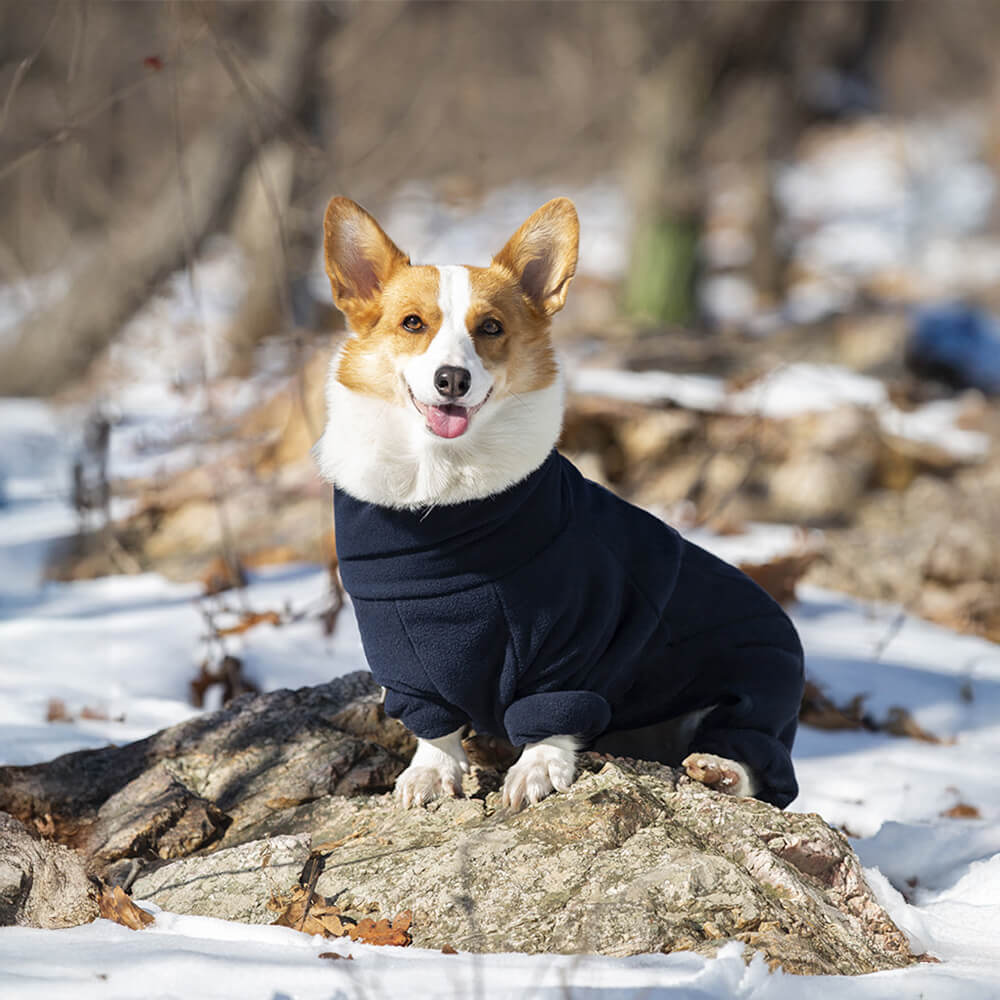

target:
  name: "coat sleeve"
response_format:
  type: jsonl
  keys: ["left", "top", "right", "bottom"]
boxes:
{"left": 382, "top": 681, "right": 468, "bottom": 741}
{"left": 503, "top": 690, "right": 612, "bottom": 746}
{"left": 353, "top": 598, "right": 469, "bottom": 740}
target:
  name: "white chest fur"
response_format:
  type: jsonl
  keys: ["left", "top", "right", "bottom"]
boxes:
{"left": 315, "top": 354, "right": 565, "bottom": 508}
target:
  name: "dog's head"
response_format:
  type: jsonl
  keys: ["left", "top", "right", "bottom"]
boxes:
{"left": 322, "top": 197, "right": 578, "bottom": 442}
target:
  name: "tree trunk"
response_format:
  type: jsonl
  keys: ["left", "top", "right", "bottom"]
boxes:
{"left": 0, "top": 4, "right": 319, "bottom": 398}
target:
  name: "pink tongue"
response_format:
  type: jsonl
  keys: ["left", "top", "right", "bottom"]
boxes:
{"left": 426, "top": 404, "right": 470, "bottom": 439}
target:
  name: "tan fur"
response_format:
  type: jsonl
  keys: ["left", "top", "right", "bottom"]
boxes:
{"left": 335, "top": 265, "right": 443, "bottom": 404}
{"left": 465, "top": 267, "right": 558, "bottom": 396}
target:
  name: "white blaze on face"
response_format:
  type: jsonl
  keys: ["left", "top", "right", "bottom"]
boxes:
{"left": 402, "top": 265, "right": 492, "bottom": 408}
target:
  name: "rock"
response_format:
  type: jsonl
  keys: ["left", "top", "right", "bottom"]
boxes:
{"left": 315, "top": 760, "right": 913, "bottom": 973}
{"left": 918, "top": 581, "right": 1000, "bottom": 643}
{"left": 835, "top": 313, "right": 907, "bottom": 374}
{"left": 0, "top": 672, "right": 411, "bottom": 872}
{"left": 133, "top": 834, "right": 311, "bottom": 924}
{"left": 0, "top": 674, "right": 917, "bottom": 974}
{"left": 0, "top": 812, "right": 99, "bottom": 928}
{"left": 769, "top": 452, "right": 869, "bottom": 522}
{"left": 923, "top": 521, "right": 998, "bottom": 586}
{"left": 619, "top": 409, "right": 700, "bottom": 467}
{"left": 85, "top": 762, "right": 231, "bottom": 871}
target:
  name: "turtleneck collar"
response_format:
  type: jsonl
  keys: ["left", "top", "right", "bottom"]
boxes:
{"left": 334, "top": 451, "right": 572, "bottom": 600}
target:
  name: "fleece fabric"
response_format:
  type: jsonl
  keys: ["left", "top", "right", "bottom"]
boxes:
{"left": 334, "top": 451, "right": 804, "bottom": 807}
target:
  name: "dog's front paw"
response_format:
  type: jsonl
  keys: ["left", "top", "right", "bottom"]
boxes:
{"left": 682, "top": 752, "right": 756, "bottom": 797}
{"left": 394, "top": 760, "right": 464, "bottom": 808}
{"left": 501, "top": 738, "right": 577, "bottom": 811}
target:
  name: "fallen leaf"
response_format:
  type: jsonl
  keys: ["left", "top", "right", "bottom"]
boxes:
{"left": 347, "top": 911, "right": 413, "bottom": 947}
{"left": 201, "top": 555, "right": 247, "bottom": 596}
{"left": 271, "top": 886, "right": 353, "bottom": 938}
{"left": 98, "top": 885, "right": 154, "bottom": 930}
{"left": 941, "top": 802, "right": 980, "bottom": 819}
{"left": 46, "top": 698, "right": 70, "bottom": 723}
{"left": 80, "top": 705, "right": 109, "bottom": 721}
{"left": 884, "top": 707, "right": 946, "bottom": 744}
{"left": 243, "top": 545, "right": 304, "bottom": 569}
{"left": 217, "top": 610, "right": 282, "bottom": 636}
{"left": 441, "top": 944, "right": 458, "bottom": 955}
{"left": 799, "top": 682, "right": 869, "bottom": 731}
{"left": 739, "top": 551, "right": 821, "bottom": 606}
{"left": 800, "top": 684, "right": 949, "bottom": 745}
{"left": 318, "top": 952, "right": 353, "bottom": 961}
{"left": 190, "top": 655, "right": 259, "bottom": 708}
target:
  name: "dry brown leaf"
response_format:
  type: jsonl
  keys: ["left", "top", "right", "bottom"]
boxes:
{"left": 271, "top": 886, "right": 353, "bottom": 938}
{"left": 738, "top": 551, "right": 820, "bottom": 606}
{"left": 441, "top": 944, "right": 458, "bottom": 955}
{"left": 800, "top": 683, "right": 950, "bottom": 745}
{"left": 190, "top": 654, "right": 260, "bottom": 709}
{"left": 80, "top": 705, "right": 109, "bottom": 720}
{"left": 46, "top": 698, "right": 70, "bottom": 723}
{"left": 272, "top": 888, "right": 411, "bottom": 946}
{"left": 201, "top": 555, "right": 248, "bottom": 596}
{"left": 347, "top": 911, "right": 413, "bottom": 947}
{"left": 243, "top": 545, "right": 305, "bottom": 569}
{"left": 318, "top": 952, "right": 354, "bottom": 961}
{"left": 884, "top": 706, "right": 947, "bottom": 744}
{"left": 217, "top": 610, "right": 282, "bottom": 636}
{"left": 799, "top": 682, "right": 868, "bottom": 731}
{"left": 941, "top": 802, "right": 980, "bottom": 819}
{"left": 99, "top": 885, "right": 154, "bottom": 930}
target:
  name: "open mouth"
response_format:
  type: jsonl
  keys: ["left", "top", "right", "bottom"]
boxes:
{"left": 408, "top": 386, "right": 492, "bottom": 439}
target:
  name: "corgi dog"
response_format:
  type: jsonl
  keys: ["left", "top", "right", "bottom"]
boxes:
{"left": 317, "top": 197, "right": 804, "bottom": 811}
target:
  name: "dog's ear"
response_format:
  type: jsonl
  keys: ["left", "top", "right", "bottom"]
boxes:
{"left": 323, "top": 197, "right": 408, "bottom": 322}
{"left": 493, "top": 198, "right": 579, "bottom": 317}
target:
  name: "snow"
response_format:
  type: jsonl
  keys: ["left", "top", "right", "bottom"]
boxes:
{"left": 3, "top": 401, "right": 1000, "bottom": 997}
{"left": 726, "top": 363, "right": 888, "bottom": 418}
{"left": 569, "top": 361, "right": 991, "bottom": 460}
{"left": 774, "top": 115, "right": 998, "bottom": 309}
{"left": 570, "top": 366, "right": 729, "bottom": 411}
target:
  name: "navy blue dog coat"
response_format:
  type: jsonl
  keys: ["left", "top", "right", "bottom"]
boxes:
{"left": 335, "top": 451, "right": 804, "bottom": 807}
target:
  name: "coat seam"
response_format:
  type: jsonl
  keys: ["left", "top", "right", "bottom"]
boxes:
{"left": 491, "top": 582, "right": 524, "bottom": 679}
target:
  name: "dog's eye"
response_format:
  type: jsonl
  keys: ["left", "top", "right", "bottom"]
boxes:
{"left": 478, "top": 317, "right": 503, "bottom": 337}
{"left": 401, "top": 314, "right": 425, "bottom": 333}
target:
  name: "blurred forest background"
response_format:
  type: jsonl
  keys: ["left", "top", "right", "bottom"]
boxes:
{"left": 2, "top": 0, "right": 999, "bottom": 663}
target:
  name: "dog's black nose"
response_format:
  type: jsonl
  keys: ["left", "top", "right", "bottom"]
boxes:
{"left": 434, "top": 365, "right": 471, "bottom": 399}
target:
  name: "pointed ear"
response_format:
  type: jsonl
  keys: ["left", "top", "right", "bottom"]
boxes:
{"left": 323, "top": 197, "right": 408, "bottom": 317}
{"left": 493, "top": 198, "right": 579, "bottom": 317}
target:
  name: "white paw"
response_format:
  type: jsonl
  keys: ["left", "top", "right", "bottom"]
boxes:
{"left": 394, "top": 762, "right": 463, "bottom": 807}
{"left": 502, "top": 737, "right": 577, "bottom": 811}
{"left": 682, "top": 752, "right": 757, "bottom": 797}
{"left": 394, "top": 730, "right": 469, "bottom": 808}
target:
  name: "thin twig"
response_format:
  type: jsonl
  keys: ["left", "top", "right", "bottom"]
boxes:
{"left": 0, "top": 0, "right": 63, "bottom": 138}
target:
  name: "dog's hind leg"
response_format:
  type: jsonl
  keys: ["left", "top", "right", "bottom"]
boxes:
{"left": 594, "top": 709, "right": 759, "bottom": 797}
{"left": 593, "top": 707, "right": 712, "bottom": 764}
{"left": 682, "top": 752, "right": 758, "bottom": 797}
